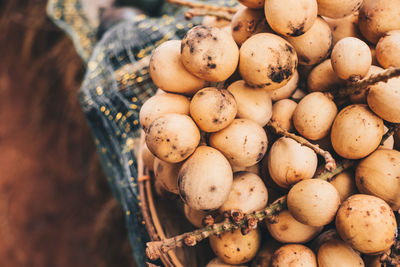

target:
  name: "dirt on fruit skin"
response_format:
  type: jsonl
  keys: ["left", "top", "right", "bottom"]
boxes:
{"left": 0, "top": 1, "right": 135, "bottom": 267}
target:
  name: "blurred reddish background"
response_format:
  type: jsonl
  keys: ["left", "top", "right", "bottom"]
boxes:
{"left": 0, "top": 1, "right": 135, "bottom": 266}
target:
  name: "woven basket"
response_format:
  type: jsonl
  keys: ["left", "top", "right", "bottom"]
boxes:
{"left": 137, "top": 134, "right": 214, "bottom": 266}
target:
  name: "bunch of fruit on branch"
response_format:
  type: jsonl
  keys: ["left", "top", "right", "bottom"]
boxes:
{"left": 139, "top": 0, "right": 400, "bottom": 265}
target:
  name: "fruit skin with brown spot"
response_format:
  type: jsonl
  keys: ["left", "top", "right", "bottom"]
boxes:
{"left": 239, "top": 33, "right": 298, "bottom": 90}
{"left": 267, "top": 137, "right": 317, "bottom": 189}
{"left": 231, "top": 8, "right": 271, "bottom": 46}
{"left": 178, "top": 146, "right": 233, "bottom": 211}
{"left": 209, "top": 228, "right": 261, "bottom": 265}
{"left": 149, "top": 40, "right": 205, "bottom": 94}
{"left": 210, "top": 119, "right": 268, "bottom": 167}
{"left": 355, "top": 149, "right": 400, "bottom": 211}
{"left": 139, "top": 93, "right": 190, "bottom": 131}
{"left": 265, "top": 0, "right": 318, "bottom": 37}
{"left": 285, "top": 17, "right": 333, "bottom": 66}
{"left": 146, "top": 114, "right": 200, "bottom": 163}
{"left": 317, "top": 0, "right": 362, "bottom": 18}
{"left": 190, "top": 87, "right": 237, "bottom": 133}
{"left": 271, "top": 244, "right": 318, "bottom": 267}
{"left": 358, "top": 0, "right": 400, "bottom": 44}
{"left": 219, "top": 172, "right": 268, "bottom": 214}
{"left": 181, "top": 25, "right": 239, "bottom": 82}
{"left": 335, "top": 194, "right": 397, "bottom": 254}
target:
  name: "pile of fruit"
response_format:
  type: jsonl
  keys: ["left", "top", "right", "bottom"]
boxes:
{"left": 140, "top": 0, "right": 400, "bottom": 266}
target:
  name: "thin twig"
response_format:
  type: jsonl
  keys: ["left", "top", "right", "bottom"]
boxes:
{"left": 184, "top": 8, "right": 233, "bottom": 21}
{"left": 314, "top": 159, "right": 355, "bottom": 182}
{"left": 337, "top": 67, "right": 400, "bottom": 98}
{"left": 380, "top": 123, "right": 400, "bottom": 146}
{"left": 268, "top": 120, "right": 337, "bottom": 171}
{"left": 167, "top": 0, "right": 239, "bottom": 13}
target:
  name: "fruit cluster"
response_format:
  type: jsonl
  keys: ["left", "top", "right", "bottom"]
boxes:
{"left": 140, "top": 0, "right": 400, "bottom": 266}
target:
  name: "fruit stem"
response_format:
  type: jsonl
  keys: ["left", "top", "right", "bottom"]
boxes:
{"left": 268, "top": 120, "right": 337, "bottom": 171}
{"left": 166, "top": 0, "right": 239, "bottom": 13}
{"left": 145, "top": 198, "right": 286, "bottom": 261}
{"left": 337, "top": 67, "right": 400, "bottom": 98}
{"left": 380, "top": 123, "right": 400, "bottom": 146}
{"left": 315, "top": 159, "right": 355, "bottom": 182}
{"left": 184, "top": 8, "right": 233, "bottom": 21}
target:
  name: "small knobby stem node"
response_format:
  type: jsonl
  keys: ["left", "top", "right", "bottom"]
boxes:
{"left": 268, "top": 120, "right": 337, "bottom": 171}
{"left": 337, "top": 67, "right": 400, "bottom": 98}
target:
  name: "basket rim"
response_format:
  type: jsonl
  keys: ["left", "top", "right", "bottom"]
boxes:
{"left": 138, "top": 133, "right": 183, "bottom": 267}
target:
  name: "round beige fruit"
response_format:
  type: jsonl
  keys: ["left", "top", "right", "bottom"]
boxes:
{"left": 307, "top": 59, "right": 345, "bottom": 92}
{"left": 358, "top": 0, "right": 400, "bottom": 44}
{"left": 324, "top": 13, "right": 363, "bottom": 45}
{"left": 335, "top": 194, "right": 397, "bottom": 254}
{"left": 269, "top": 70, "right": 299, "bottom": 101}
{"left": 146, "top": 114, "right": 200, "bottom": 163}
{"left": 317, "top": 239, "right": 365, "bottom": 267}
{"left": 210, "top": 119, "right": 268, "bottom": 167}
{"left": 149, "top": 40, "right": 205, "bottom": 94}
{"left": 376, "top": 30, "right": 400, "bottom": 68}
{"left": 266, "top": 210, "right": 323, "bottom": 243}
{"left": 356, "top": 149, "right": 400, "bottom": 210}
{"left": 330, "top": 104, "right": 384, "bottom": 159}
{"left": 227, "top": 80, "right": 272, "bottom": 127}
{"left": 286, "top": 17, "right": 333, "bottom": 66}
{"left": 267, "top": 137, "right": 318, "bottom": 189}
{"left": 190, "top": 87, "right": 237, "bottom": 132}
{"left": 178, "top": 146, "right": 233, "bottom": 211}
{"left": 153, "top": 158, "right": 181, "bottom": 194}
{"left": 367, "top": 76, "right": 400, "bottom": 123}
{"left": 210, "top": 228, "right": 261, "bottom": 264}
{"left": 231, "top": 8, "right": 271, "bottom": 46}
{"left": 317, "top": 0, "right": 362, "bottom": 18}
{"left": 271, "top": 244, "right": 317, "bottom": 267}
{"left": 265, "top": 0, "right": 318, "bottom": 37}
{"left": 139, "top": 93, "right": 189, "bottom": 131}
{"left": 293, "top": 92, "right": 337, "bottom": 140}
{"left": 181, "top": 25, "right": 239, "bottom": 82}
{"left": 271, "top": 99, "right": 297, "bottom": 132}
{"left": 287, "top": 179, "right": 341, "bottom": 226}
{"left": 331, "top": 37, "right": 372, "bottom": 81}
{"left": 239, "top": 33, "right": 298, "bottom": 90}
{"left": 219, "top": 172, "right": 268, "bottom": 214}
{"left": 330, "top": 171, "right": 357, "bottom": 202}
